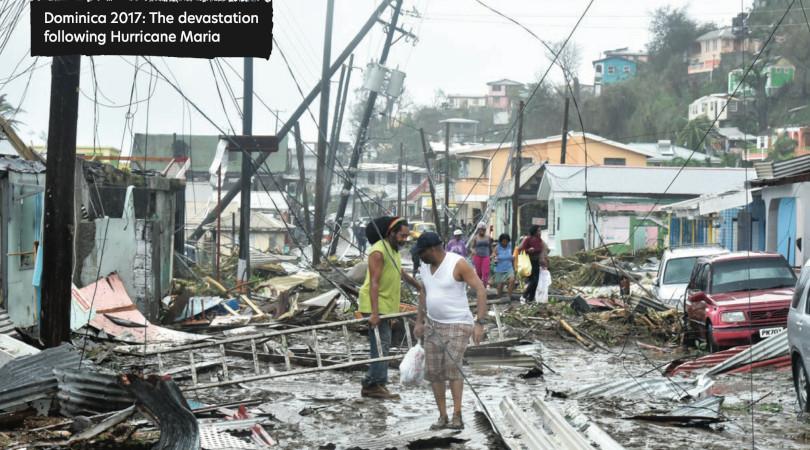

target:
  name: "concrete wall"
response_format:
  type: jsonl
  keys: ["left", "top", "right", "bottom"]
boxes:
{"left": 78, "top": 185, "right": 175, "bottom": 320}
{"left": 761, "top": 181, "right": 810, "bottom": 267}
{"left": 547, "top": 197, "right": 587, "bottom": 256}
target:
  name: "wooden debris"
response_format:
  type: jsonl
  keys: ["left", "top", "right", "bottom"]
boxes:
{"left": 559, "top": 318, "right": 591, "bottom": 349}
{"left": 240, "top": 295, "right": 268, "bottom": 318}
{"left": 206, "top": 277, "right": 228, "bottom": 295}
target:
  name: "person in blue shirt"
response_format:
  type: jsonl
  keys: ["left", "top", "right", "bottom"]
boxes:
{"left": 491, "top": 233, "right": 515, "bottom": 300}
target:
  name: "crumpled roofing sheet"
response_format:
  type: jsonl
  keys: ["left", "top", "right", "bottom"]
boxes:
{"left": 702, "top": 331, "right": 789, "bottom": 376}
{"left": 577, "top": 376, "right": 713, "bottom": 401}
{"left": 81, "top": 273, "right": 208, "bottom": 344}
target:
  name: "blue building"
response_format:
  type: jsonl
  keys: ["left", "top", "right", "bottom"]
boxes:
{"left": 661, "top": 187, "right": 766, "bottom": 253}
{"left": 593, "top": 48, "right": 647, "bottom": 95}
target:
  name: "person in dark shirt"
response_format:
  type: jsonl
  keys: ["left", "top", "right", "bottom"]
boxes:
{"left": 519, "top": 225, "right": 547, "bottom": 302}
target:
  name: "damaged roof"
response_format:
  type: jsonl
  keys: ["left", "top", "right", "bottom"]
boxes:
{"left": 0, "top": 156, "right": 45, "bottom": 173}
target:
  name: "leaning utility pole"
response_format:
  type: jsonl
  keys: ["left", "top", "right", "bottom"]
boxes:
{"left": 323, "top": 54, "right": 354, "bottom": 214}
{"left": 420, "top": 128, "right": 441, "bottom": 232}
{"left": 443, "top": 121, "right": 450, "bottom": 238}
{"left": 312, "top": 0, "right": 335, "bottom": 266}
{"left": 41, "top": 54, "right": 81, "bottom": 347}
{"left": 294, "top": 122, "right": 312, "bottom": 235}
{"left": 329, "top": 0, "right": 404, "bottom": 256}
{"left": 512, "top": 100, "right": 524, "bottom": 244}
{"left": 238, "top": 56, "right": 254, "bottom": 286}
{"left": 188, "top": 0, "right": 395, "bottom": 243}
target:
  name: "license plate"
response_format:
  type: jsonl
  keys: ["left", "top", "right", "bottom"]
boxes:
{"left": 759, "top": 327, "right": 786, "bottom": 338}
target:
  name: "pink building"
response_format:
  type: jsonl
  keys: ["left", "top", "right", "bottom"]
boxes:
{"left": 486, "top": 79, "right": 523, "bottom": 111}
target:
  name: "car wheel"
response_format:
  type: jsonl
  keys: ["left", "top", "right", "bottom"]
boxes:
{"left": 706, "top": 322, "right": 720, "bottom": 353}
{"left": 793, "top": 356, "right": 810, "bottom": 412}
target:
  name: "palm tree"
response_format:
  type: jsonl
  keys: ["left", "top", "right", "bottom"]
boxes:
{"left": 675, "top": 116, "right": 715, "bottom": 153}
{"left": 0, "top": 94, "right": 22, "bottom": 136}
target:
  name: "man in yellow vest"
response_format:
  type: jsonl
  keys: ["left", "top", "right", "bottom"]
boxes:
{"left": 359, "top": 216, "right": 422, "bottom": 399}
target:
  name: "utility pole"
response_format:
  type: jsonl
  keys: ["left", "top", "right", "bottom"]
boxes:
{"left": 560, "top": 96, "right": 569, "bottom": 164}
{"left": 397, "top": 143, "right": 403, "bottom": 215}
{"left": 403, "top": 161, "right": 408, "bottom": 218}
{"left": 443, "top": 121, "right": 450, "bottom": 238}
{"left": 329, "top": 0, "right": 404, "bottom": 256}
{"left": 41, "top": 54, "right": 80, "bottom": 347}
{"left": 313, "top": 0, "right": 335, "bottom": 266}
{"left": 294, "top": 122, "right": 312, "bottom": 236}
{"left": 323, "top": 54, "right": 354, "bottom": 214}
{"left": 420, "top": 128, "right": 441, "bottom": 232}
{"left": 512, "top": 100, "right": 524, "bottom": 244}
{"left": 189, "top": 0, "right": 396, "bottom": 243}
{"left": 238, "top": 56, "right": 254, "bottom": 287}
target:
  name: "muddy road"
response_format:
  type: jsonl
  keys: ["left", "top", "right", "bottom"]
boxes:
{"left": 172, "top": 327, "right": 810, "bottom": 449}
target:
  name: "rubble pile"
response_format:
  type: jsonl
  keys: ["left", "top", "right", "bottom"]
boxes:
{"left": 0, "top": 244, "right": 801, "bottom": 449}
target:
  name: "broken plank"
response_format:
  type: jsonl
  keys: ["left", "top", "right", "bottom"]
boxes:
{"left": 240, "top": 295, "right": 267, "bottom": 318}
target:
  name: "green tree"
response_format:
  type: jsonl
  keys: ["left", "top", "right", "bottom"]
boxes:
{"left": 767, "top": 132, "right": 796, "bottom": 162}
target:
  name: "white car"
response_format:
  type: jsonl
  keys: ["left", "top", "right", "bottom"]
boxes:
{"left": 653, "top": 245, "right": 729, "bottom": 309}
{"left": 789, "top": 259, "right": 810, "bottom": 411}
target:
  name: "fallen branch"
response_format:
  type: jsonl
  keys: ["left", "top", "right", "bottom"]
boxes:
{"left": 559, "top": 318, "right": 591, "bottom": 349}
{"left": 205, "top": 277, "right": 228, "bottom": 295}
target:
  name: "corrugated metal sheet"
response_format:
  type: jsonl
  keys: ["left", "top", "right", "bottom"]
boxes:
{"left": 666, "top": 346, "right": 748, "bottom": 376}
{"left": 667, "top": 395, "right": 723, "bottom": 419}
{"left": 630, "top": 395, "right": 723, "bottom": 425}
{"left": 563, "top": 404, "right": 625, "bottom": 450}
{"left": 498, "top": 396, "right": 566, "bottom": 449}
{"left": 629, "top": 395, "right": 723, "bottom": 425}
{"left": 703, "top": 331, "right": 788, "bottom": 376}
{"left": 0, "top": 308, "right": 19, "bottom": 337}
{"left": 577, "top": 376, "right": 713, "bottom": 401}
{"left": 0, "top": 344, "right": 83, "bottom": 414}
{"left": 494, "top": 396, "right": 623, "bottom": 449}
{"left": 772, "top": 154, "right": 810, "bottom": 179}
{"left": 54, "top": 368, "right": 134, "bottom": 416}
{"left": 121, "top": 374, "right": 199, "bottom": 450}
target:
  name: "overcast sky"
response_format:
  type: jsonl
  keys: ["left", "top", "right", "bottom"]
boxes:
{"left": 0, "top": 0, "right": 753, "bottom": 155}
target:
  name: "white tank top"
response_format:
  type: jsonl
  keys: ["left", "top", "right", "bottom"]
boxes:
{"left": 420, "top": 252, "right": 474, "bottom": 324}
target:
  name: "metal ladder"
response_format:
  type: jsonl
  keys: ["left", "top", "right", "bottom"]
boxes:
{"left": 116, "top": 304, "right": 509, "bottom": 392}
{"left": 117, "top": 311, "right": 417, "bottom": 391}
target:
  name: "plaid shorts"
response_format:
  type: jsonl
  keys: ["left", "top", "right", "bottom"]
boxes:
{"left": 424, "top": 322, "right": 473, "bottom": 382}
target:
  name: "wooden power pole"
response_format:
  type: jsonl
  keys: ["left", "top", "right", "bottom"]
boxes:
{"left": 329, "top": 0, "right": 404, "bottom": 257}
{"left": 444, "top": 121, "right": 450, "bottom": 238}
{"left": 313, "top": 0, "right": 335, "bottom": 265}
{"left": 397, "top": 143, "right": 403, "bottom": 215}
{"left": 41, "top": 55, "right": 81, "bottom": 347}
{"left": 512, "top": 100, "right": 524, "bottom": 244}
{"left": 420, "top": 128, "right": 441, "bottom": 232}
{"left": 238, "top": 56, "right": 254, "bottom": 287}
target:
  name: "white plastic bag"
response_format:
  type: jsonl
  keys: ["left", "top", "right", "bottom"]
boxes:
{"left": 535, "top": 269, "right": 552, "bottom": 303}
{"left": 399, "top": 342, "right": 425, "bottom": 386}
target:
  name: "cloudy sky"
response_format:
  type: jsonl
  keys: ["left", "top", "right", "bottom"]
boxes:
{"left": 0, "top": 0, "right": 753, "bottom": 154}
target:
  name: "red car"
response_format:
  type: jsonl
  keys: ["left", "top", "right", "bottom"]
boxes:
{"left": 684, "top": 252, "right": 796, "bottom": 352}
